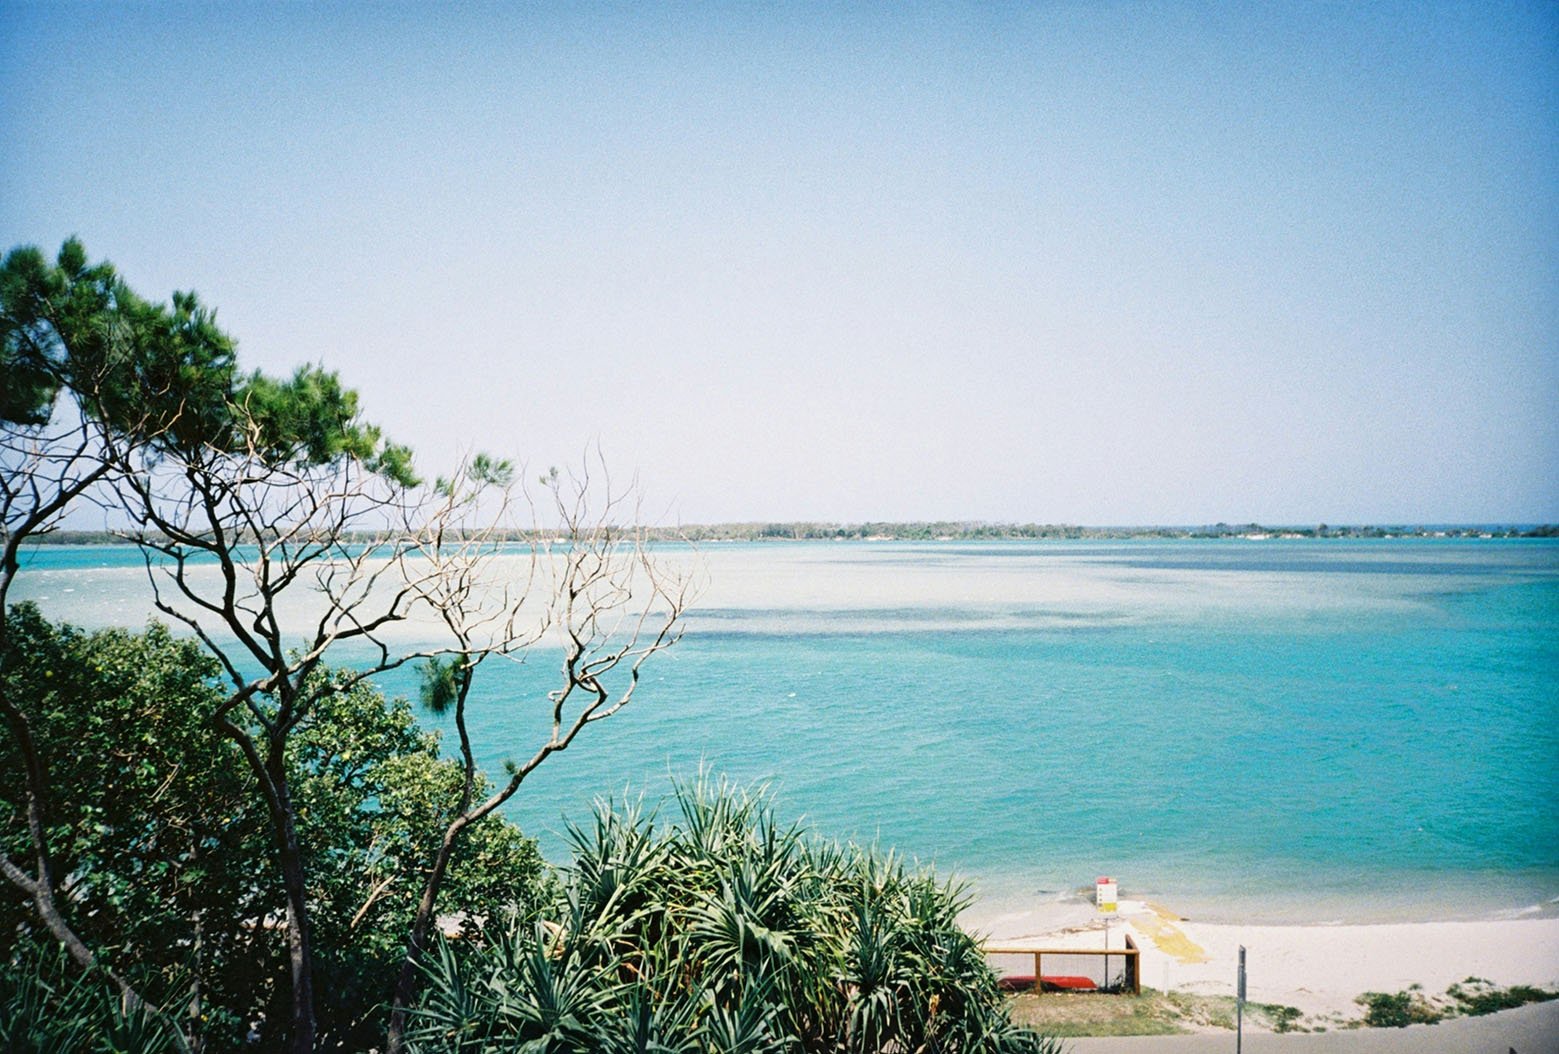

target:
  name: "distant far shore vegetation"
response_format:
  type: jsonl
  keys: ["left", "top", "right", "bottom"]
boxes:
{"left": 22, "top": 520, "right": 1559, "bottom": 546}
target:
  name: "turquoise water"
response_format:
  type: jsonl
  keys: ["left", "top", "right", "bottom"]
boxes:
{"left": 13, "top": 538, "right": 1559, "bottom": 924}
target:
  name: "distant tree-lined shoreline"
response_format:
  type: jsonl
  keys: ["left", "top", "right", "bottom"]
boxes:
{"left": 20, "top": 520, "right": 1558, "bottom": 546}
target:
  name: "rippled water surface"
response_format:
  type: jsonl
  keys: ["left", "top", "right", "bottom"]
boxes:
{"left": 15, "top": 538, "right": 1558, "bottom": 923}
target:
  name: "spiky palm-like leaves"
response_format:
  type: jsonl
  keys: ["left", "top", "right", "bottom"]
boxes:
{"left": 407, "top": 920, "right": 616, "bottom": 1053}
{"left": 406, "top": 779, "right": 1060, "bottom": 1054}
{"left": 0, "top": 943, "right": 190, "bottom": 1054}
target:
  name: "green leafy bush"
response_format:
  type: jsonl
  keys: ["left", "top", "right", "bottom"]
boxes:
{"left": 1446, "top": 977, "right": 1559, "bottom": 1016}
{"left": 1356, "top": 985, "right": 1441, "bottom": 1028}
{"left": 1266, "top": 1003, "right": 1303, "bottom": 1033}
{"left": 1, "top": 606, "right": 547, "bottom": 1051}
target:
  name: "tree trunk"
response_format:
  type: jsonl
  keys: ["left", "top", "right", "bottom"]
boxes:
{"left": 269, "top": 766, "right": 317, "bottom": 1054}
{"left": 189, "top": 902, "right": 205, "bottom": 1054}
{"left": 385, "top": 819, "right": 467, "bottom": 1054}
{"left": 0, "top": 694, "right": 150, "bottom": 1016}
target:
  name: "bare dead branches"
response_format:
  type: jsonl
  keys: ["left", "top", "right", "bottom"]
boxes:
{"left": 382, "top": 458, "right": 692, "bottom": 1052}
{"left": 112, "top": 426, "right": 687, "bottom": 1054}
{"left": 10, "top": 365, "right": 693, "bottom": 1054}
{"left": 1, "top": 417, "right": 115, "bottom": 600}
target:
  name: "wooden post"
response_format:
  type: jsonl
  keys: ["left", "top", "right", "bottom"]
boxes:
{"left": 1034, "top": 952, "right": 1042, "bottom": 994}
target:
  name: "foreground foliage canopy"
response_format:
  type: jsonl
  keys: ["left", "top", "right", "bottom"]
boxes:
{"left": 405, "top": 779, "right": 1059, "bottom": 1054}
{"left": 0, "top": 605, "right": 547, "bottom": 1051}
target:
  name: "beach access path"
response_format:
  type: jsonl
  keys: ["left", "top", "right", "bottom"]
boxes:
{"left": 1065, "top": 997, "right": 1559, "bottom": 1052}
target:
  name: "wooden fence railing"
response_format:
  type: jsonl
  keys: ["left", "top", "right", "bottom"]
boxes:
{"left": 983, "top": 933, "right": 1140, "bottom": 995}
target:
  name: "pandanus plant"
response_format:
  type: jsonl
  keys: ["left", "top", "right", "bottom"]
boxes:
{"left": 0, "top": 943, "right": 192, "bottom": 1054}
{"left": 403, "top": 777, "right": 1060, "bottom": 1054}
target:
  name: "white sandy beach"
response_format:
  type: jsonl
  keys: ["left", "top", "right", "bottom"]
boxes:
{"left": 976, "top": 898, "right": 1559, "bottom": 1024}
{"left": 1141, "top": 915, "right": 1559, "bottom": 1020}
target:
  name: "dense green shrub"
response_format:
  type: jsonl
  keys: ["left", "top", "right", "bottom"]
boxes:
{"left": 407, "top": 779, "right": 1059, "bottom": 1053}
{"left": 1355, "top": 985, "right": 1441, "bottom": 1028}
{"left": 1355, "top": 978, "right": 1559, "bottom": 1030}
{"left": 0, "top": 606, "right": 547, "bottom": 1051}
{"left": 1446, "top": 976, "right": 1559, "bottom": 1016}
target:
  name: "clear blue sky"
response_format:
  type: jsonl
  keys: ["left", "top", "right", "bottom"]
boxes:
{"left": 3, "top": 1, "right": 1555, "bottom": 524}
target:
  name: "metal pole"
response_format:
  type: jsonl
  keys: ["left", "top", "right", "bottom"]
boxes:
{"left": 1237, "top": 945, "right": 1246, "bottom": 1054}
